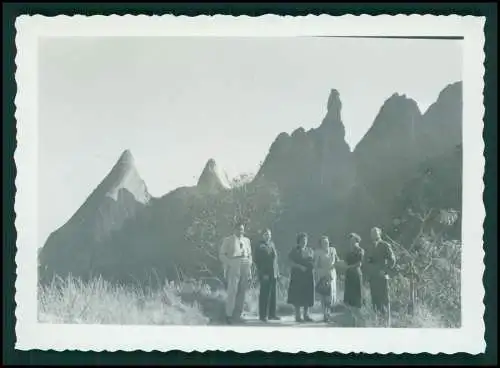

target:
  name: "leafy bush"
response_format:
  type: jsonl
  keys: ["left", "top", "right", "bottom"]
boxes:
{"left": 376, "top": 208, "right": 461, "bottom": 327}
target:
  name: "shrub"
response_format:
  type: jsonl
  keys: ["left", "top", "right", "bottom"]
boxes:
{"left": 357, "top": 208, "right": 462, "bottom": 328}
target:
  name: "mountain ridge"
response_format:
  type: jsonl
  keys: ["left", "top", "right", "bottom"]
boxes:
{"left": 39, "top": 81, "right": 463, "bottom": 285}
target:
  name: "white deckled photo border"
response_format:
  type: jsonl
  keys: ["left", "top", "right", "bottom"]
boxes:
{"left": 14, "top": 14, "right": 486, "bottom": 353}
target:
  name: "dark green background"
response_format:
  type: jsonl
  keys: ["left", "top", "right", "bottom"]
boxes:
{"left": 3, "top": 2, "right": 497, "bottom": 366}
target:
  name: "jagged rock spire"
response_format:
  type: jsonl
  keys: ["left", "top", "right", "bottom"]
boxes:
{"left": 326, "top": 88, "right": 342, "bottom": 121}
{"left": 104, "top": 149, "right": 150, "bottom": 204}
{"left": 318, "top": 88, "right": 347, "bottom": 142}
{"left": 197, "top": 158, "right": 231, "bottom": 193}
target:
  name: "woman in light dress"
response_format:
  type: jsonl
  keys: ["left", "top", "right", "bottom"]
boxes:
{"left": 314, "top": 236, "right": 338, "bottom": 322}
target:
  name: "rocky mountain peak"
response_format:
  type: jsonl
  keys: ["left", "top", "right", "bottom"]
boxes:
{"left": 118, "top": 148, "right": 134, "bottom": 164}
{"left": 326, "top": 88, "right": 342, "bottom": 118}
{"left": 424, "top": 81, "right": 462, "bottom": 118}
{"left": 197, "top": 158, "right": 231, "bottom": 193}
{"left": 104, "top": 149, "right": 150, "bottom": 204}
{"left": 384, "top": 92, "right": 421, "bottom": 113}
{"left": 360, "top": 93, "right": 422, "bottom": 140}
{"left": 318, "top": 88, "right": 347, "bottom": 141}
{"left": 437, "top": 81, "right": 462, "bottom": 100}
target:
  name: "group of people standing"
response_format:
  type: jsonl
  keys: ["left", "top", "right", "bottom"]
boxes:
{"left": 218, "top": 221, "right": 396, "bottom": 325}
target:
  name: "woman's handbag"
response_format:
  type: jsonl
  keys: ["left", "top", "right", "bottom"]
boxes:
{"left": 315, "top": 276, "right": 332, "bottom": 296}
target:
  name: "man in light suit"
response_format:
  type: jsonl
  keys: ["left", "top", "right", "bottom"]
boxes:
{"left": 219, "top": 221, "right": 253, "bottom": 324}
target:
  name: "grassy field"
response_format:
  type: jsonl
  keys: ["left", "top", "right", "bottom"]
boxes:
{"left": 38, "top": 276, "right": 210, "bottom": 325}
{"left": 38, "top": 275, "right": 452, "bottom": 328}
{"left": 38, "top": 275, "right": 296, "bottom": 325}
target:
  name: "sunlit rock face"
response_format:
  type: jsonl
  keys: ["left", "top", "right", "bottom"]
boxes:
{"left": 197, "top": 158, "right": 232, "bottom": 194}
{"left": 39, "top": 150, "right": 152, "bottom": 281}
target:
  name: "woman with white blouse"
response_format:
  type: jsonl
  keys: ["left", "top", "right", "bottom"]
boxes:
{"left": 314, "top": 236, "right": 338, "bottom": 322}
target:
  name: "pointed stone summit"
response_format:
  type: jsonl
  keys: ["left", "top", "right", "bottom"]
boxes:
{"left": 314, "top": 88, "right": 347, "bottom": 143}
{"left": 104, "top": 149, "right": 150, "bottom": 204}
{"left": 50, "top": 149, "right": 151, "bottom": 234}
{"left": 326, "top": 88, "right": 342, "bottom": 121}
{"left": 39, "top": 149, "right": 152, "bottom": 281}
{"left": 354, "top": 91, "right": 423, "bottom": 166}
{"left": 375, "top": 93, "right": 422, "bottom": 127}
{"left": 257, "top": 87, "right": 354, "bottom": 208}
{"left": 197, "top": 158, "right": 231, "bottom": 193}
{"left": 354, "top": 92, "right": 422, "bottom": 156}
{"left": 316, "top": 88, "right": 350, "bottom": 151}
{"left": 260, "top": 87, "right": 350, "bottom": 170}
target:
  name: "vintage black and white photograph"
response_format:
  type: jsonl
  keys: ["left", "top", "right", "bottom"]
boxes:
{"left": 15, "top": 15, "right": 485, "bottom": 353}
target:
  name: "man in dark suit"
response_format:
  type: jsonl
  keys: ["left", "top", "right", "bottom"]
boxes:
{"left": 254, "top": 228, "right": 281, "bottom": 322}
{"left": 366, "top": 226, "right": 396, "bottom": 326}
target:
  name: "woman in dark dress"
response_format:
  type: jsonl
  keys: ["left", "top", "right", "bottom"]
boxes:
{"left": 287, "top": 232, "right": 315, "bottom": 322}
{"left": 344, "top": 233, "right": 364, "bottom": 309}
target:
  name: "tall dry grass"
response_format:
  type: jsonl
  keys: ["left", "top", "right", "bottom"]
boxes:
{"left": 39, "top": 270, "right": 456, "bottom": 328}
{"left": 38, "top": 276, "right": 210, "bottom": 325}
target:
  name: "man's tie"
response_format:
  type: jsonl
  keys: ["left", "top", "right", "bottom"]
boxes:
{"left": 239, "top": 240, "right": 245, "bottom": 257}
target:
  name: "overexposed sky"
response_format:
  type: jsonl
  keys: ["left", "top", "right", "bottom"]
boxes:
{"left": 38, "top": 36, "right": 462, "bottom": 247}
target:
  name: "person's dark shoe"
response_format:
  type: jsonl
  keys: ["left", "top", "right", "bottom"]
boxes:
{"left": 303, "top": 315, "right": 313, "bottom": 322}
{"left": 323, "top": 315, "right": 330, "bottom": 323}
{"left": 268, "top": 316, "right": 281, "bottom": 321}
{"left": 224, "top": 316, "right": 233, "bottom": 325}
{"left": 295, "top": 315, "right": 303, "bottom": 323}
{"left": 259, "top": 317, "right": 268, "bottom": 323}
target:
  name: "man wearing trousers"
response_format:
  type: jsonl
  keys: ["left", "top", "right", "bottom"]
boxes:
{"left": 254, "top": 228, "right": 281, "bottom": 322}
{"left": 219, "top": 221, "right": 253, "bottom": 324}
{"left": 367, "top": 227, "right": 396, "bottom": 326}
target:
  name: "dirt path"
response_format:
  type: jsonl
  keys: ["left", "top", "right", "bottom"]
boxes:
{"left": 238, "top": 312, "right": 346, "bottom": 327}
{"left": 223, "top": 308, "right": 358, "bottom": 327}
{"left": 204, "top": 299, "right": 360, "bottom": 327}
